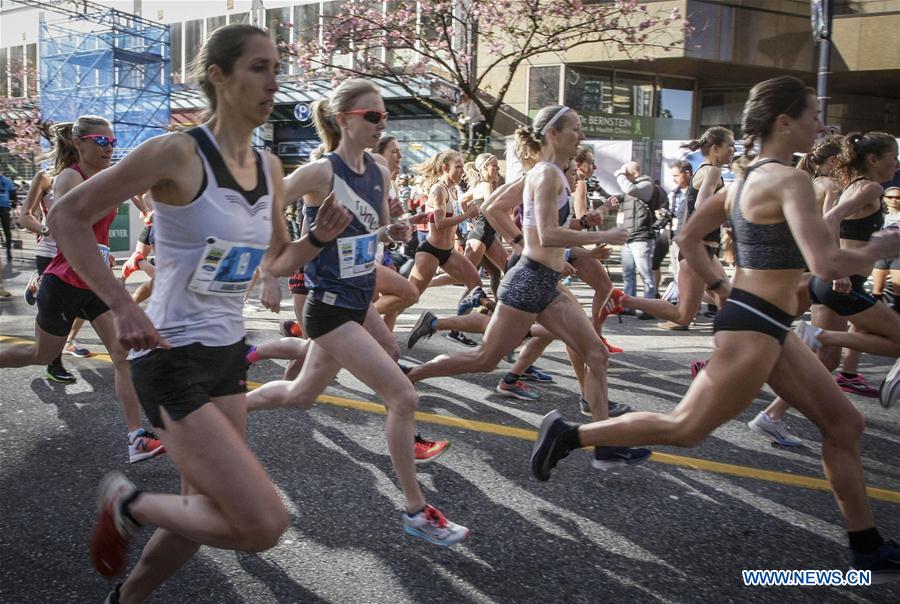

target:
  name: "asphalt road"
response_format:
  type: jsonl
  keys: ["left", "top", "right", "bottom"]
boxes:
{"left": 1, "top": 253, "right": 899, "bottom": 603}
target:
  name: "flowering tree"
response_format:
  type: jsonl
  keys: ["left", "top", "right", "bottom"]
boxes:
{"left": 286, "top": 0, "right": 690, "bottom": 148}
{"left": 0, "top": 63, "right": 43, "bottom": 161}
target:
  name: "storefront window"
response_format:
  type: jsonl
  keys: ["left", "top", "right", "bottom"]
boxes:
{"left": 565, "top": 67, "right": 612, "bottom": 113}
{"left": 207, "top": 16, "right": 226, "bottom": 36}
{"left": 612, "top": 75, "right": 654, "bottom": 117}
{"left": 184, "top": 19, "right": 203, "bottom": 71}
{"left": 528, "top": 65, "right": 560, "bottom": 115}
{"left": 229, "top": 12, "right": 250, "bottom": 24}
{"left": 699, "top": 89, "right": 746, "bottom": 135}
{"left": 26, "top": 43, "right": 37, "bottom": 96}
{"left": 0, "top": 48, "right": 7, "bottom": 97}
{"left": 9, "top": 45, "right": 23, "bottom": 97}
{"left": 294, "top": 2, "right": 321, "bottom": 46}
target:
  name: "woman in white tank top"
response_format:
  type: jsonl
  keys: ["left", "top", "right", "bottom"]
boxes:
{"left": 50, "top": 25, "right": 351, "bottom": 602}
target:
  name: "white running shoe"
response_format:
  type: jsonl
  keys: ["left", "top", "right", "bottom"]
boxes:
{"left": 748, "top": 411, "right": 803, "bottom": 447}
{"left": 793, "top": 320, "right": 822, "bottom": 352}
{"left": 403, "top": 505, "right": 469, "bottom": 546}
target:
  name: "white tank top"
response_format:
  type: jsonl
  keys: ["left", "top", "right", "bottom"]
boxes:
{"left": 521, "top": 161, "right": 571, "bottom": 229}
{"left": 132, "top": 125, "right": 273, "bottom": 355}
{"left": 34, "top": 186, "right": 57, "bottom": 259}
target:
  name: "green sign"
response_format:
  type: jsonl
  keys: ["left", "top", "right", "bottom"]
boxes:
{"left": 108, "top": 202, "right": 130, "bottom": 253}
{"left": 580, "top": 111, "right": 690, "bottom": 141}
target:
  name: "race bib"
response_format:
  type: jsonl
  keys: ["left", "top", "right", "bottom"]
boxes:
{"left": 97, "top": 244, "right": 110, "bottom": 266}
{"left": 336, "top": 232, "right": 377, "bottom": 279}
{"left": 188, "top": 237, "right": 266, "bottom": 296}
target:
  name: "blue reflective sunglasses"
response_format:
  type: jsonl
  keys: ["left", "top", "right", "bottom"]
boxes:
{"left": 79, "top": 134, "right": 118, "bottom": 148}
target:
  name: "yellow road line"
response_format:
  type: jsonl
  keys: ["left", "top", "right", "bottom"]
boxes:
{"left": 3, "top": 335, "right": 899, "bottom": 504}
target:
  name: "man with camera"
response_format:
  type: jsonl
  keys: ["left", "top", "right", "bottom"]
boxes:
{"left": 609, "top": 161, "right": 666, "bottom": 310}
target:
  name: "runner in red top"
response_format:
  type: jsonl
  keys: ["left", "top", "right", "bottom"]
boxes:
{"left": 0, "top": 115, "right": 164, "bottom": 464}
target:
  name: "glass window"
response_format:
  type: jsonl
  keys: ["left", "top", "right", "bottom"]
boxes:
{"left": 0, "top": 48, "right": 7, "bottom": 97}
{"left": 528, "top": 65, "right": 560, "bottom": 115}
{"left": 565, "top": 66, "right": 612, "bottom": 113}
{"left": 699, "top": 89, "right": 746, "bottom": 135}
{"left": 171, "top": 22, "right": 183, "bottom": 83}
{"left": 266, "top": 7, "right": 291, "bottom": 73}
{"left": 293, "top": 2, "right": 321, "bottom": 46}
{"left": 612, "top": 75, "right": 654, "bottom": 117}
{"left": 229, "top": 12, "right": 250, "bottom": 24}
{"left": 26, "top": 43, "right": 37, "bottom": 96}
{"left": 9, "top": 45, "right": 23, "bottom": 97}
{"left": 207, "top": 16, "right": 226, "bottom": 36}
{"left": 185, "top": 19, "right": 203, "bottom": 69}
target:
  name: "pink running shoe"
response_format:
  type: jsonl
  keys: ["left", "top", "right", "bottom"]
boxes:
{"left": 836, "top": 373, "right": 880, "bottom": 398}
{"left": 690, "top": 359, "right": 708, "bottom": 379}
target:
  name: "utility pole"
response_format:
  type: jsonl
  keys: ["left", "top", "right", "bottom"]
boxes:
{"left": 810, "top": 0, "right": 834, "bottom": 123}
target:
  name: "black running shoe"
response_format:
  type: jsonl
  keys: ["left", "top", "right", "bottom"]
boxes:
{"left": 531, "top": 410, "right": 577, "bottom": 481}
{"left": 407, "top": 311, "right": 437, "bottom": 349}
{"left": 591, "top": 446, "right": 652, "bottom": 469}
{"left": 444, "top": 331, "right": 477, "bottom": 347}
{"left": 104, "top": 583, "right": 123, "bottom": 604}
{"left": 851, "top": 539, "right": 900, "bottom": 584}
{"left": 46, "top": 363, "right": 76, "bottom": 384}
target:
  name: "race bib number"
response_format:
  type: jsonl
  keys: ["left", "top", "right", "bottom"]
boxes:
{"left": 336, "top": 232, "right": 377, "bottom": 279}
{"left": 188, "top": 237, "right": 266, "bottom": 296}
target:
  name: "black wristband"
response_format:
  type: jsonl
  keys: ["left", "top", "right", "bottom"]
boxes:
{"left": 579, "top": 216, "right": 590, "bottom": 230}
{"left": 307, "top": 229, "right": 329, "bottom": 248}
{"left": 707, "top": 279, "right": 725, "bottom": 291}
{"left": 512, "top": 234, "right": 523, "bottom": 245}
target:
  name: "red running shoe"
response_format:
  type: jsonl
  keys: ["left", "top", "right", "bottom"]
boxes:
{"left": 598, "top": 288, "right": 627, "bottom": 324}
{"left": 281, "top": 320, "right": 302, "bottom": 338}
{"left": 601, "top": 337, "right": 623, "bottom": 355}
{"left": 90, "top": 472, "right": 140, "bottom": 577}
{"left": 415, "top": 434, "right": 450, "bottom": 464}
{"left": 121, "top": 252, "right": 144, "bottom": 282}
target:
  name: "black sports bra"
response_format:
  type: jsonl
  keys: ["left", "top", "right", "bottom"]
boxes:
{"left": 838, "top": 177, "right": 884, "bottom": 241}
{"left": 686, "top": 163, "right": 725, "bottom": 245}
{"left": 730, "top": 159, "right": 805, "bottom": 270}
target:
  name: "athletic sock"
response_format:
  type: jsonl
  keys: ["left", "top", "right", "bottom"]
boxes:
{"left": 560, "top": 425, "right": 581, "bottom": 451}
{"left": 406, "top": 506, "right": 426, "bottom": 518}
{"left": 502, "top": 372, "right": 520, "bottom": 385}
{"left": 246, "top": 348, "right": 261, "bottom": 364}
{"left": 848, "top": 527, "right": 884, "bottom": 555}
{"left": 120, "top": 489, "right": 143, "bottom": 528}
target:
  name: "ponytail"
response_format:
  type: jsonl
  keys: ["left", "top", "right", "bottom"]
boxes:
{"left": 312, "top": 78, "right": 381, "bottom": 153}
{"left": 312, "top": 100, "right": 341, "bottom": 152}
{"left": 796, "top": 134, "right": 843, "bottom": 178}
{"left": 43, "top": 115, "right": 111, "bottom": 176}
{"left": 681, "top": 126, "right": 733, "bottom": 156}
{"left": 834, "top": 131, "right": 897, "bottom": 184}
{"left": 413, "top": 149, "right": 460, "bottom": 191}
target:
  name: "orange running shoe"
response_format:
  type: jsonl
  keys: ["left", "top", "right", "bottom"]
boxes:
{"left": 414, "top": 434, "right": 450, "bottom": 464}
{"left": 601, "top": 337, "right": 623, "bottom": 355}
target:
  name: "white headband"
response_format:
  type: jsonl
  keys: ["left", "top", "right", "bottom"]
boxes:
{"left": 539, "top": 106, "right": 571, "bottom": 136}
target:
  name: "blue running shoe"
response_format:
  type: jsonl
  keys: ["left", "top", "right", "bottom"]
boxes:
{"left": 851, "top": 539, "right": 900, "bottom": 584}
{"left": 522, "top": 366, "right": 553, "bottom": 383}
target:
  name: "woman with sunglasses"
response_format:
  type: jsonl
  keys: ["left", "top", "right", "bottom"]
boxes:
{"left": 49, "top": 26, "right": 355, "bottom": 601}
{"left": 531, "top": 77, "right": 900, "bottom": 582}
{"left": 245, "top": 77, "right": 469, "bottom": 546}
{"left": 0, "top": 116, "right": 165, "bottom": 465}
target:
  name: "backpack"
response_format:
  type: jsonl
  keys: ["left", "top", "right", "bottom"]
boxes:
{"left": 879, "top": 357, "right": 900, "bottom": 409}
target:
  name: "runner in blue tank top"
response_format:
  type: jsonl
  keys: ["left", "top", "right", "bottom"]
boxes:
{"left": 50, "top": 26, "right": 352, "bottom": 602}
{"left": 246, "top": 77, "right": 469, "bottom": 547}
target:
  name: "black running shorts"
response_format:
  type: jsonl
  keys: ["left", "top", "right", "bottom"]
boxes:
{"left": 131, "top": 339, "right": 249, "bottom": 428}
{"left": 417, "top": 239, "right": 453, "bottom": 265}
{"left": 36, "top": 274, "right": 110, "bottom": 337}
{"left": 302, "top": 296, "right": 367, "bottom": 340}
{"left": 713, "top": 288, "right": 793, "bottom": 345}
{"left": 807, "top": 274, "right": 876, "bottom": 316}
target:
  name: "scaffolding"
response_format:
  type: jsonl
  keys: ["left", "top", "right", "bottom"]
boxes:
{"left": 39, "top": 4, "right": 170, "bottom": 158}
